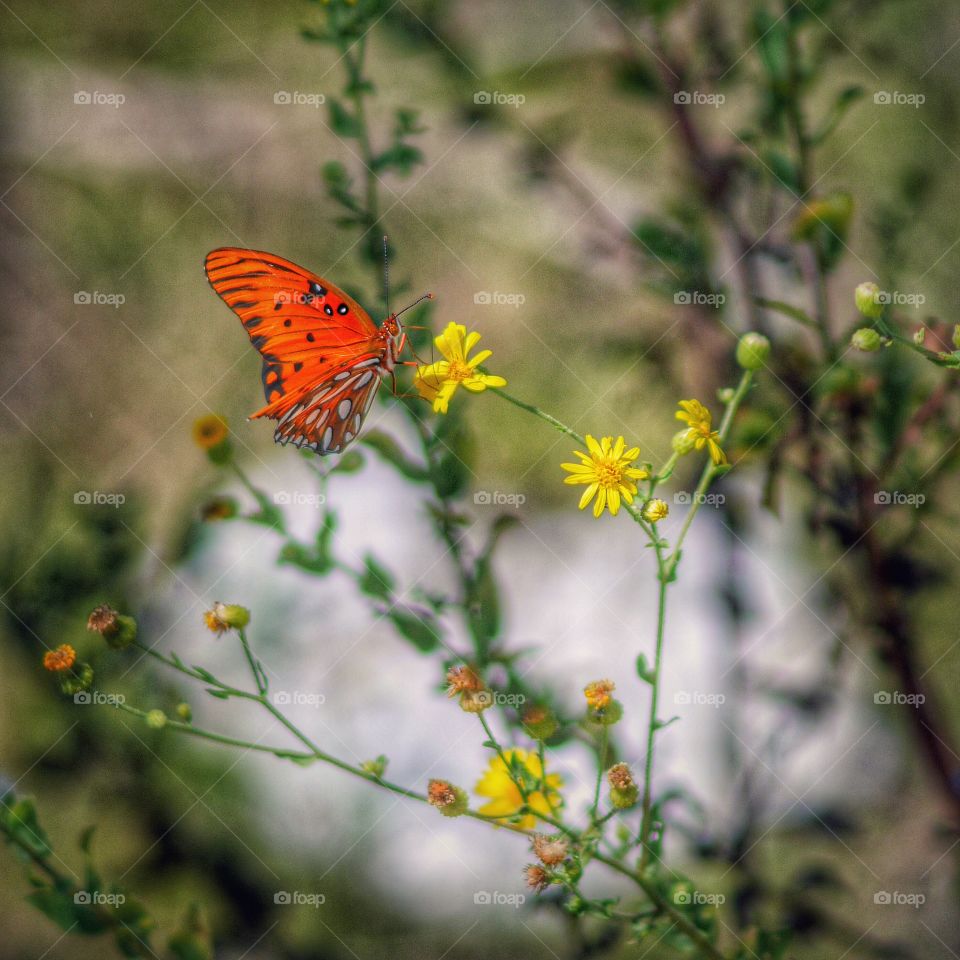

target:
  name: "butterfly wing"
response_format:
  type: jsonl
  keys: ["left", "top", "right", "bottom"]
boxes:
{"left": 205, "top": 247, "right": 388, "bottom": 454}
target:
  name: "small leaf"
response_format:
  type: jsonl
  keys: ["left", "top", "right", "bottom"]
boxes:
{"left": 361, "top": 431, "right": 430, "bottom": 481}
{"left": 205, "top": 688, "right": 231, "bottom": 700}
{"left": 359, "top": 555, "right": 394, "bottom": 601}
{"left": 755, "top": 297, "right": 815, "bottom": 328}
{"left": 328, "top": 98, "right": 362, "bottom": 138}
{"left": 636, "top": 654, "right": 656, "bottom": 685}
{"left": 388, "top": 607, "right": 441, "bottom": 652}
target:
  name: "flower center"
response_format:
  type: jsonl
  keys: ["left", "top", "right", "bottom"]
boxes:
{"left": 594, "top": 458, "right": 623, "bottom": 488}
{"left": 447, "top": 359, "right": 472, "bottom": 382}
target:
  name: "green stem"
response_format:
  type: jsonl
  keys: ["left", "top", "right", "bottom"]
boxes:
{"left": 237, "top": 628, "right": 267, "bottom": 696}
{"left": 591, "top": 725, "right": 608, "bottom": 822}
{"left": 491, "top": 388, "right": 586, "bottom": 445}
{"left": 666, "top": 371, "right": 753, "bottom": 579}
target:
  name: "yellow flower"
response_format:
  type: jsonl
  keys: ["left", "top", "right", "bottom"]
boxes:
{"left": 561, "top": 435, "right": 649, "bottom": 518}
{"left": 675, "top": 399, "right": 727, "bottom": 466}
{"left": 584, "top": 678, "right": 615, "bottom": 710}
{"left": 475, "top": 748, "right": 563, "bottom": 830}
{"left": 192, "top": 414, "right": 228, "bottom": 450}
{"left": 414, "top": 322, "right": 507, "bottom": 414}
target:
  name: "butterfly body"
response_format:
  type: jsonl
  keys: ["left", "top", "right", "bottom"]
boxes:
{"left": 205, "top": 247, "right": 408, "bottom": 455}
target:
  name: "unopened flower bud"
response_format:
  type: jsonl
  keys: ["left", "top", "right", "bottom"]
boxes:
{"left": 59, "top": 662, "right": 94, "bottom": 696}
{"left": 87, "top": 605, "right": 137, "bottom": 649}
{"left": 607, "top": 762, "right": 639, "bottom": 808}
{"left": 176, "top": 702, "right": 192, "bottom": 723}
{"left": 736, "top": 332, "right": 770, "bottom": 370}
{"left": 361, "top": 754, "right": 389, "bottom": 778}
{"left": 146, "top": 709, "right": 167, "bottom": 729}
{"left": 671, "top": 430, "right": 697, "bottom": 456}
{"left": 521, "top": 704, "right": 559, "bottom": 741}
{"left": 427, "top": 779, "right": 468, "bottom": 817}
{"left": 203, "top": 602, "right": 250, "bottom": 635}
{"left": 642, "top": 499, "right": 669, "bottom": 523}
{"left": 200, "top": 497, "right": 238, "bottom": 522}
{"left": 459, "top": 688, "right": 494, "bottom": 713}
{"left": 914, "top": 327, "right": 926, "bottom": 345}
{"left": 854, "top": 282, "right": 883, "bottom": 319}
{"left": 851, "top": 327, "right": 881, "bottom": 352}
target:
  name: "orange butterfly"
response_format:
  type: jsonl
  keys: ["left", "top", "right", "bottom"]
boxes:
{"left": 205, "top": 247, "right": 429, "bottom": 455}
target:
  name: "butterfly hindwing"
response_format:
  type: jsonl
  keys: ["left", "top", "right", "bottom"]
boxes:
{"left": 273, "top": 359, "right": 384, "bottom": 455}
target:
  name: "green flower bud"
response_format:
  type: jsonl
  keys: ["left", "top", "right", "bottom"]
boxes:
{"left": 851, "top": 327, "right": 881, "bottom": 352}
{"left": 521, "top": 705, "right": 559, "bottom": 741}
{"left": 175, "top": 702, "right": 192, "bottom": 723}
{"left": 204, "top": 602, "right": 250, "bottom": 634}
{"left": 360, "top": 754, "right": 389, "bottom": 778}
{"left": 106, "top": 614, "right": 137, "bottom": 650}
{"left": 59, "top": 662, "right": 94, "bottom": 696}
{"left": 146, "top": 709, "right": 167, "bottom": 730}
{"left": 607, "top": 762, "right": 639, "bottom": 808}
{"left": 671, "top": 430, "right": 697, "bottom": 456}
{"left": 588, "top": 699, "right": 623, "bottom": 726}
{"left": 914, "top": 327, "right": 926, "bottom": 345}
{"left": 736, "top": 332, "right": 771, "bottom": 370}
{"left": 427, "top": 779, "right": 468, "bottom": 817}
{"left": 854, "top": 282, "right": 883, "bottom": 319}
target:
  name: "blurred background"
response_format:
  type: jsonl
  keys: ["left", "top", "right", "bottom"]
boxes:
{"left": 2, "top": 0, "right": 960, "bottom": 957}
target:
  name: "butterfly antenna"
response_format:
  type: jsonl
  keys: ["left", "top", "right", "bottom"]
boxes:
{"left": 395, "top": 292, "right": 434, "bottom": 321}
{"left": 382, "top": 235, "right": 391, "bottom": 316}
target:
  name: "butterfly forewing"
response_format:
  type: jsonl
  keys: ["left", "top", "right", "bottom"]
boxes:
{"left": 205, "top": 247, "right": 391, "bottom": 455}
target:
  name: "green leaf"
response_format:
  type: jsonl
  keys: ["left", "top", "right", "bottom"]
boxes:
{"left": 359, "top": 554, "right": 394, "bottom": 601}
{"left": 636, "top": 653, "right": 656, "bottom": 685}
{"left": 388, "top": 607, "right": 441, "bottom": 652}
{"left": 26, "top": 887, "right": 81, "bottom": 933}
{"left": 205, "top": 688, "right": 231, "bottom": 700}
{"left": 372, "top": 143, "right": 424, "bottom": 176}
{"left": 361, "top": 431, "right": 430, "bottom": 481}
{"left": 810, "top": 84, "right": 864, "bottom": 145}
{"left": 331, "top": 450, "right": 364, "bottom": 474}
{"left": 328, "top": 98, "right": 362, "bottom": 138}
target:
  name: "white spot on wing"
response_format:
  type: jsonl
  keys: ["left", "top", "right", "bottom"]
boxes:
{"left": 337, "top": 399, "right": 352, "bottom": 420}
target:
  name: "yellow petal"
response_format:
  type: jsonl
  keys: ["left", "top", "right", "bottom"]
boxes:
{"left": 608, "top": 488, "right": 621, "bottom": 515}
{"left": 467, "top": 348, "right": 493, "bottom": 368}
{"left": 463, "top": 331, "right": 482, "bottom": 356}
{"left": 612, "top": 436, "right": 625, "bottom": 459}
{"left": 585, "top": 435, "right": 603, "bottom": 459}
{"left": 594, "top": 487, "right": 607, "bottom": 517}
{"left": 578, "top": 482, "right": 598, "bottom": 510}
